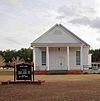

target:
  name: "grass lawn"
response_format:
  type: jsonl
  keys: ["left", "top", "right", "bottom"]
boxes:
{"left": 0, "top": 70, "right": 100, "bottom": 101}
{"left": 35, "top": 74, "right": 100, "bottom": 82}
{"left": 1, "top": 69, "right": 100, "bottom": 82}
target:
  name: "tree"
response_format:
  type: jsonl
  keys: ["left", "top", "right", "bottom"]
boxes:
{"left": 17, "top": 48, "right": 32, "bottom": 63}
{"left": 90, "top": 49, "right": 100, "bottom": 62}
{"left": 0, "top": 48, "right": 33, "bottom": 64}
{"left": 2, "top": 50, "right": 17, "bottom": 62}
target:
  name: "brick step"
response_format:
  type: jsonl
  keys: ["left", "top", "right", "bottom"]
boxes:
{"left": 47, "top": 70, "right": 67, "bottom": 75}
{"left": 34, "top": 70, "right": 47, "bottom": 75}
{"left": 34, "top": 70, "right": 83, "bottom": 75}
{"left": 67, "top": 70, "right": 82, "bottom": 74}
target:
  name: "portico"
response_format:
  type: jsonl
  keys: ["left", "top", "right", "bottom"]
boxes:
{"left": 33, "top": 45, "right": 84, "bottom": 71}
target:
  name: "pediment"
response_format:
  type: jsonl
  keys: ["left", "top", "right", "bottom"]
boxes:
{"left": 31, "top": 24, "right": 89, "bottom": 46}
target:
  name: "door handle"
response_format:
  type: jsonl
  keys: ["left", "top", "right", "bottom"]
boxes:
{"left": 60, "top": 63, "right": 62, "bottom": 65}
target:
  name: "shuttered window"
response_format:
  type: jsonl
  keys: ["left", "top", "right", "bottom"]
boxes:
{"left": 76, "top": 51, "right": 80, "bottom": 65}
{"left": 42, "top": 51, "right": 46, "bottom": 65}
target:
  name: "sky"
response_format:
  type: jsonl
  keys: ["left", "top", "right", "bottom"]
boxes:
{"left": 0, "top": 0, "right": 100, "bottom": 50}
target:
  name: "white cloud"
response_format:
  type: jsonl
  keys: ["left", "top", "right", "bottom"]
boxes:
{"left": 69, "top": 17, "right": 100, "bottom": 30}
{"left": 96, "top": 38, "right": 100, "bottom": 42}
{"left": 0, "top": 0, "right": 100, "bottom": 50}
{"left": 69, "top": 16, "right": 91, "bottom": 26}
{"left": 56, "top": 0, "right": 96, "bottom": 19}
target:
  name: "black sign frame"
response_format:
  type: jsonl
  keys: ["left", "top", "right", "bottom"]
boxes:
{"left": 14, "top": 63, "right": 34, "bottom": 81}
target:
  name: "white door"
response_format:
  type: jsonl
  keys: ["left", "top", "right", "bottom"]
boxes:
{"left": 49, "top": 47, "right": 66, "bottom": 70}
{"left": 58, "top": 56, "right": 64, "bottom": 70}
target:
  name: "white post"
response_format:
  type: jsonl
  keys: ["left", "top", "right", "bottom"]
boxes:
{"left": 33, "top": 47, "right": 36, "bottom": 71}
{"left": 81, "top": 46, "right": 83, "bottom": 70}
{"left": 67, "top": 46, "right": 69, "bottom": 70}
{"left": 46, "top": 46, "right": 49, "bottom": 71}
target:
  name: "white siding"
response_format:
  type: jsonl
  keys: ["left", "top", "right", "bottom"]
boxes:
{"left": 69, "top": 47, "right": 81, "bottom": 70}
{"left": 49, "top": 47, "right": 67, "bottom": 70}
{"left": 35, "top": 48, "right": 41, "bottom": 67}
{"left": 34, "top": 47, "right": 47, "bottom": 70}
{"left": 88, "top": 54, "right": 92, "bottom": 66}
{"left": 83, "top": 46, "right": 89, "bottom": 66}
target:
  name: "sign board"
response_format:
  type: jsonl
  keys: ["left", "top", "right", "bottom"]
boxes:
{"left": 16, "top": 64, "right": 32, "bottom": 80}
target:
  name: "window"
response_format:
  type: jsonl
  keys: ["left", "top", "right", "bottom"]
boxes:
{"left": 42, "top": 51, "right": 46, "bottom": 65}
{"left": 76, "top": 51, "right": 80, "bottom": 65}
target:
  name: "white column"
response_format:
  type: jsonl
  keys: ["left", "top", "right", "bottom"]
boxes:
{"left": 46, "top": 46, "right": 49, "bottom": 71}
{"left": 67, "top": 46, "right": 69, "bottom": 70}
{"left": 33, "top": 47, "right": 36, "bottom": 71}
{"left": 81, "top": 46, "right": 83, "bottom": 70}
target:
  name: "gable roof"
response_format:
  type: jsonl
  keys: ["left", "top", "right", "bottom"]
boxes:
{"left": 31, "top": 24, "right": 90, "bottom": 46}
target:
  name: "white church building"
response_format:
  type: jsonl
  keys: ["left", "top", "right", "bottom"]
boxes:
{"left": 31, "top": 24, "right": 91, "bottom": 73}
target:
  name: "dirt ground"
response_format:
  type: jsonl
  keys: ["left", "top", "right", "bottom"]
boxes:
{"left": 0, "top": 74, "right": 100, "bottom": 101}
